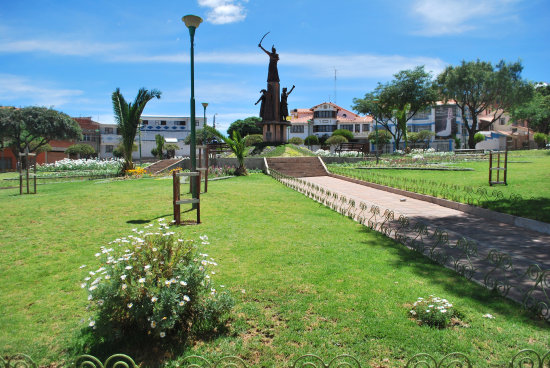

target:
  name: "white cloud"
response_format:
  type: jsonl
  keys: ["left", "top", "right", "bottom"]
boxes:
{"left": 412, "top": 0, "right": 521, "bottom": 35}
{"left": 0, "top": 39, "right": 124, "bottom": 56}
{"left": 114, "top": 50, "right": 446, "bottom": 79}
{"left": 197, "top": 0, "right": 247, "bottom": 24}
{"left": 0, "top": 74, "right": 84, "bottom": 107}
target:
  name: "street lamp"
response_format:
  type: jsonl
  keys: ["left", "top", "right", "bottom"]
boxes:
{"left": 201, "top": 102, "right": 208, "bottom": 127}
{"left": 213, "top": 113, "right": 218, "bottom": 129}
{"left": 373, "top": 99, "right": 380, "bottom": 165}
{"left": 183, "top": 14, "right": 202, "bottom": 203}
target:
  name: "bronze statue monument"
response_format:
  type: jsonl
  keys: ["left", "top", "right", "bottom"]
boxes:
{"left": 257, "top": 32, "right": 294, "bottom": 142}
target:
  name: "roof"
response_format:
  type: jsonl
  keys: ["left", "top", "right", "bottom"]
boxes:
{"left": 72, "top": 117, "right": 100, "bottom": 131}
{"left": 290, "top": 102, "right": 372, "bottom": 124}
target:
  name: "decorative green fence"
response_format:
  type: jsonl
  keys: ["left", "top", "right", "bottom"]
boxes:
{"left": 2, "top": 350, "right": 550, "bottom": 367}
{"left": 268, "top": 169, "right": 550, "bottom": 322}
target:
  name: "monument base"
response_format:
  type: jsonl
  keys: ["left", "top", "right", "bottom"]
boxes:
{"left": 262, "top": 121, "right": 291, "bottom": 143}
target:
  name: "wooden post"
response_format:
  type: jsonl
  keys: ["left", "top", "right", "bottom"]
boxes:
{"left": 25, "top": 155, "right": 30, "bottom": 194}
{"left": 489, "top": 151, "right": 493, "bottom": 186}
{"left": 173, "top": 171, "right": 181, "bottom": 225}
{"left": 204, "top": 149, "right": 209, "bottom": 193}
{"left": 497, "top": 151, "right": 501, "bottom": 183}
{"left": 33, "top": 157, "right": 37, "bottom": 194}
{"left": 503, "top": 150, "right": 508, "bottom": 185}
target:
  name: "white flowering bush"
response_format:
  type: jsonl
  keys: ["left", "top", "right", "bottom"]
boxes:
{"left": 81, "top": 219, "right": 234, "bottom": 344}
{"left": 409, "top": 295, "right": 460, "bottom": 328}
{"left": 38, "top": 158, "right": 123, "bottom": 172}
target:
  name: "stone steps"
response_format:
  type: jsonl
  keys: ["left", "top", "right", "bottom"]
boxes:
{"left": 266, "top": 157, "right": 328, "bottom": 178}
{"left": 145, "top": 158, "right": 184, "bottom": 175}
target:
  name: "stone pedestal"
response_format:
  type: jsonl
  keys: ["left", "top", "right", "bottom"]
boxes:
{"left": 262, "top": 120, "right": 290, "bottom": 143}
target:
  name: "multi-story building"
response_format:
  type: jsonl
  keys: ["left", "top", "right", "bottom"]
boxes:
{"left": 288, "top": 102, "right": 372, "bottom": 141}
{"left": 99, "top": 115, "right": 206, "bottom": 159}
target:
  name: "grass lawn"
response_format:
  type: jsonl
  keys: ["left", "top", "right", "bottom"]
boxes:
{"left": 329, "top": 150, "right": 550, "bottom": 222}
{"left": 0, "top": 174, "right": 548, "bottom": 367}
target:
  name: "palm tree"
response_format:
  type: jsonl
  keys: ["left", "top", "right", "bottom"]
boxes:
{"left": 205, "top": 126, "right": 248, "bottom": 176}
{"left": 112, "top": 88, "right": 161, "bottom": 172}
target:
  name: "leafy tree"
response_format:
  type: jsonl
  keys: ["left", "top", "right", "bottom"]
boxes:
{"left": 206, "top": 126, "right": 248, "bottom": 176}
{"left": 165, "top": 143, "right": 180, "bottom": 158}
{"left": 0, "top": 106, "right": 82, "bottom": 160}
{"left": 288, "top": 137, "right": 304, "bottom": 145}
{"left": 112, "top": 88, "right": 161, "bottom": 171}
{"left": 367, "top": 130, "right": 391, "bottom": 145}
{"left": 155, "top": 134, "right": 165, "bottom": 159}
{"left": 114, "top": 143, "right": 137, "bottom": 159}
{"left": 65, "top": 143, "right": 95, "bottom": 158}
{"left": 437, "top": 60, "right": 532, "bottom": 148}
{"left": 226, "top": 117, "right": 262, "bottom": 137}
{"left": 353, "top": 66, "right": 438, "bottom": 149}
{"left": 304, "top": 135, "right": 319, "bottom": 147}
{"left": 474, "top": 132, "right": 485, "bottom": 145}
{"left": 511, "top": 83, "right": 550, "bottom": 134}
{"left": 243, "top": 134, "right": 263, "bottom": 147}
{"left": 184, "top": 128, "right": 219, "bottom": 145}
{"left": 408, "top": 130, "right": 435, "bottom": 148}
{"left": 332, "top": 129, "right": 354, "bottom": 141}
{"left": 533, "top": 132, "right": 547, "bottom": 148}
{"left": 326, "top": 135, "right": 348, "bottom": 147}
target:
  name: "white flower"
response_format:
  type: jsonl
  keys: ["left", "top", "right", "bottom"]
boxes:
{"left": 179, "top": 281, "right": 187, "bottom": 286}
{"left": 125, "top": 266, "right": 132, "bottom": 270}
{"left": 98, "top": 299, "right": 104, "bottom": 306}
{"left": 410, "top": 310, "right": 416, "bottom": 316}
{"left": 241, "top": 289, "right": 246, "bottom": 294}
{"left": 183, "top": 295, "right": 190, "bottom": 302}
{"left": 122, "top": 284, "right": 127, "bottom": 290}
{"left": 151, "top": 296, "right": 158, "bottom": 302}
{"left": 89, "top": 321, "right": 96, "bottom": 327}
{"left": 483, "top": 313, "right": 495, "bottom": 319}
{"left": 127, "top": 303, "right": 133, "bottom": 309}
{"left": 81, "top": 283, "right": 86, "bottom": 288}
{"left": 160, "top": 332, "right": 166, "bottom": 338}
{"left": 440, "top": 309, "right": 447, "bottom": 313}
{"left": 144, "top": 265, "right": 151, "bottom": 270}
{"left": 179, "top": 301, "right": 185, "bottom": 306}
{"left": 105, "top": 275, "right": 111, "bottom": 280}
{"left": 138, "top": 277, "right": 146, "bottom": 283}
{"left": 88, "top": 285, "right": 97, "bottom": 291}
{"left": 151, "top": 321, "right": 156, "bottom": 328}
{"left": 165, "top": 280, "right": 171, "bottom": 286}
{"left": 120, "top": 275, "right": 127, "bottom": 280}
{"left": 80, "top": 265, "right": 87, "bottom": 269}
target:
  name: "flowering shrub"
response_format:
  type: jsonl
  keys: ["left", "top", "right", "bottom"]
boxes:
{"left": 81, "top": 220, "right": 234, "bottom": 344}
{"left": 409, "top": 295, "right": 460, "bottom": 328}
{"left": 126, "top": 167, "right": 146, "bottom": 177}
{"left": 38, "top": 158, "right": 123, "bottom": 173}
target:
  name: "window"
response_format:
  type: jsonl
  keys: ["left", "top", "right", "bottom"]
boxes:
{"left": 116, "top": 128, "right": 121, "bottom": 135}
{"left": 313, "top": 125, "right": 337, "bottom": 133}
{"left": 355, "top": 124, "right": 360, "bottom": 133}
{"left": 413, "top": 108, "right": 431, "bottom": 120}
{"left": 106, "top": 145, "right": 114, "bottom": 153}
{"left": 161, "top": 120, "right": 166, "bottom": 126}
{"left": 176, "top": 120, "right": 186, "bottom": 126}
{"left": 340, "top": 124, "right": 353, "bottom": 131}
{"left": 104, "top": 127, "right": 113, "bottom": 134}
{"left": 314, "top": 111, "right": 336, "bottom": 118}
{"left": 142, "top": 120, "right": 148, "bottom": 125}
{"left": 500, "top": 118, "right": 506, "bottom": 125}
{"left": 362, "top": 124, "right": 370, "bottom": 132}
{"left": 291, "top": 125, "right": 304, "bottom": 133}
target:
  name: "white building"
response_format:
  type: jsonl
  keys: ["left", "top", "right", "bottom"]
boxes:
{"left": 99, "top": 115, "right": 206, "bottom": 159}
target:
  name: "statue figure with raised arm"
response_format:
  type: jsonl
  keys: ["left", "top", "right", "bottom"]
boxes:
{"left": 258, "top": 41, "right": 280, "bottom": 83}
{"left": 280, "top": 85, "right": 295, "bottom": 121}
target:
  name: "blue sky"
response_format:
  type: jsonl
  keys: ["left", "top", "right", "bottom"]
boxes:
{"left": 1, "top": 0, "right": 549, "bottom": 134}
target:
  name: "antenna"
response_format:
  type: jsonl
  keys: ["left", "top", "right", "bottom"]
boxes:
{"left": 334, "top": 67, "right": 337, "bottom": 105}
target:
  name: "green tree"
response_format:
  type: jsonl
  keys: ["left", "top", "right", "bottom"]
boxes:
{"left": 533, "top": 132, "right": 547, "bottom": 148}
{"left": 243, "top": 134, "right": 263, "bottom": 146}
{"left": 367, "top": 130, "right": 391, "bottom": 145}
{"left": 65, "top": 143, "right": 96, "bottom": 158}
{"left": 0, "top": 106, "right": 82, "bottom": 160}
{"left": 437, "top": 60, "right": 532, "bottom": 148}
{"left": 155, "top": 134, "right": 165, "bottom": 159}
{"left": 227, "top": 117, "right": 262, "bottom": 137}
{"left": 184, "top": 128, "right": 218, "bottom": 145}
{"left": 206, "top": 127, "right": 248, "bottom": 176}
{"left": 114, "top": 143, "right": 137, "bottom": 159}
{"left": 511, "top": 83, "right": 550, "bottom": 134}
{"left": 112, "top": 88, "right": 161, "bottom": 171}
{"left": 332, "top": 129, "right": 354, "bottom": 141}
{"left": 353, "top": 66, "right": 438, "bottom": 149}
{"left": 288, "top": 137, "right": 304, "bottom": 145}
{"left": 304, "top": 135, "right": 319, "bottom": 147}
{"left": 474, "top": 132, "right": 485, "bottom": 145}
{"left": 326, "top": 135, "right": 348, "bottom": 148}
{"left": 165, "top": 143, "right": 180, "bottom": 158}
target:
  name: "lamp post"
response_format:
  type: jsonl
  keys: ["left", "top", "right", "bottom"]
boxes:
{"left": 213, "top": 113, "right": 217, "bottom": 129}
{"left": 183, "top": 14, "right": 202, "bottom": 203}
{"left": 138, "top": 120, "right": 142, "bottom": 165}
{"left": 373, "top": 99, "right": 380, "bottom": 165}
{"left": 201, "top": 102, "right": 208, "bottom": 128}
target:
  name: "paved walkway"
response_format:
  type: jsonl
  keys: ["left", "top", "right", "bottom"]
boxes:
{"left": 302, "top": 175, "right": 550, "bottom": 269}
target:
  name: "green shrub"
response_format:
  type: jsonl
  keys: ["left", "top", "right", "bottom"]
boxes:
{"left": 533, "top": 132, "right": 547, "bottom": 148}
{"left": 244, "top": 134, "right": 263, "bottom": 147}
{"left": 165, "top": 144, "right": 180, "bottom": 158}
{"left": 288, "top": 137, "right": 304, "bottom": 145}
{"left": 367, "top": 130, "right": 391, "bottom": 145}
{"left": 409, "top": 295, "right": 461, "bottom": 328}
{"left": 474, "top": 132, "right": 485, "bottom": 145}
{"left": 326, "top": 135, "right": 348, "bottom": 146}
{"left": 332, "top": 129, "right": 354, "bottom": 141}
{"left": 81, "top": 220, "right": 234, "bottom": 345}
{"left": 66, "top": 144, "right": 96, "bottom": 158}
{"left": 304, "top": 135, "right": 319, "bottom": 146}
